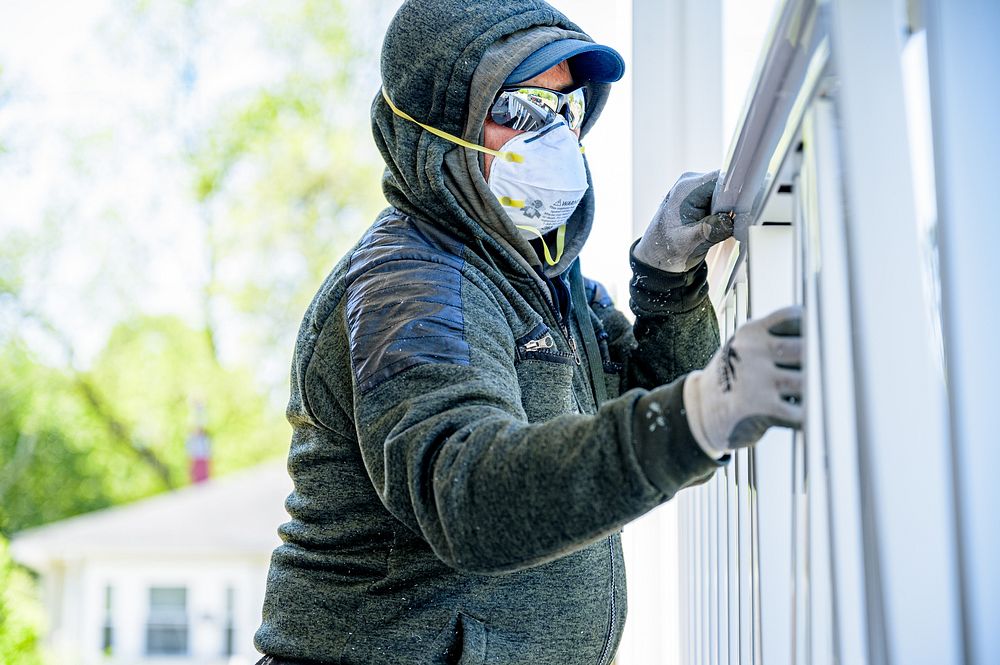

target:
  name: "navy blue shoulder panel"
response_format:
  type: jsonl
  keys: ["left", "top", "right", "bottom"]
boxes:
{"left": 346, "top": 213, "right": 469, "bottom": 395}
{"left": 583, "top": 276, "right": 614, "bottom": 309}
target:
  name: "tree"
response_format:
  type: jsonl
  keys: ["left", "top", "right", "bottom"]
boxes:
{"left": 0, "top": 538, "right": 45, "bottom": 665}
{"left": 0, "top": 3, "right": 394, "bottom": 653}
{"left": 0, "top": 0, "right": 394, "bottom": 532}
{"left": 0, "top": 239, "right": 178, "bottom": 494}
{"left": 91, "top": 0, "right": 392, "bottom": 393}
{"left": 187, "top": 0, "right": 389, "bottom": 391}
{"left": 0, "top": 341, "right": 119, "bottom": 536}
{"left": 86, "top": 314, "right": 288, "bottom": 481}
{"left": 0, "top": 315, "right": 289, "bottom": 539}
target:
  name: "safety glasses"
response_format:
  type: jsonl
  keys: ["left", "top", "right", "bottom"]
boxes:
{"left": 490, "top": 85, "right": 587, "bottom": 133}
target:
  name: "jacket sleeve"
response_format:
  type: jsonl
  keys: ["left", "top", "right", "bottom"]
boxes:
{"left": 339, "top": 254, "right": 723, "bottom": 575}
{"left": 585, "top": 240, "right": 720, "bottom": 392}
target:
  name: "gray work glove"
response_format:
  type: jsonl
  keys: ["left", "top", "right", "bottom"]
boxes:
{"left": 683, "top": 306, "right": 803, "bottom": 457}
{"left": 634, "top": 170, "right": 735, "bottom": 272}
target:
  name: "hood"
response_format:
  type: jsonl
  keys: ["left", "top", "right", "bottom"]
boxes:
{"left": 372, "top": 0, "right": 612, "bottom": 277}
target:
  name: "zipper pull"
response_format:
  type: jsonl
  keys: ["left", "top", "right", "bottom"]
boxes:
{"left": 567, "top": 335, "right": 582, "bottom": 365}
{"left": 560, "top": 323, "right": 583, "bottom": 366}
{"left": 523, "top": 334, "right": 556, "bottom": 352}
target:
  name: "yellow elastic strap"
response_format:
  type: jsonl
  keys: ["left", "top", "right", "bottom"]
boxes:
{"left": 498, "top": 196, "right": 525, "bottom": 208}
{"left": 381, "top": 88, "right": 524, "bottom": 164}
{"left": 515, "top": 223, "right": 566, "bottom": 267}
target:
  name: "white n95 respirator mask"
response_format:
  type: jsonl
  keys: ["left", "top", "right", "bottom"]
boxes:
{"left": 487, "top": 120, "right": 589, "bottom": 265}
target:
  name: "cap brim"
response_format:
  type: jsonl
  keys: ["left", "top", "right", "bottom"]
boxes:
{"left": 505, "top": 39, "right": 625, "bottom": 85}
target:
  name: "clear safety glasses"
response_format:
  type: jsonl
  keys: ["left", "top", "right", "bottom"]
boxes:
{"left": 490, "top": 85, "right": 587, "bottom": 133}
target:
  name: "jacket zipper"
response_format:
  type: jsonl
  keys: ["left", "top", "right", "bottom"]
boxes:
{"left": 522, "top": 333, "right": 556, "bottom": 352}
{"left": 528, "top": 289, "right": 582, "bottom": 366}
{"left": 597, "top": 536, "right": 617, "bottom": 665}
{"left": 561, "top": 324, "right": 582, "bottom": 365}
{"left": 526, "top": 275, "right": 613, "bottom": 659}
{"left": 520, "top": 330, "right": 578, "bottom": 365}
{"left": 529, "top": 270, "right": 583, "bottom": 367}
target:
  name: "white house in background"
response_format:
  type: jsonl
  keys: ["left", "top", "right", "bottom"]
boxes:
{"left": 11, "top": 461, "right": 292, "bottom": 665}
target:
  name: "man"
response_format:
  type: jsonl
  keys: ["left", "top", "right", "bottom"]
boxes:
{"left": 254, "top": 1, "right": 802, "bottom": 663}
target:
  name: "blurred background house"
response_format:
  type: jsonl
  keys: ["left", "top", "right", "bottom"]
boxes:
{"left": 10, "top": 462, "right": 290, "bottom": 665}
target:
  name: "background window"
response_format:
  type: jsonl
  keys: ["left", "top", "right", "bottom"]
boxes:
{"left": 101, "top": 585, "right": 113, "bottom": 655}
{"left": 223, "top": 586, "right": 235, "bottom": 657}
{"left": 145, "top": 587, "right": 188, "bottom": 656}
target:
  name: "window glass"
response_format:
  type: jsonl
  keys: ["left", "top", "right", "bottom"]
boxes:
{"left": 223, "top": 586, "right": 236, "bottom": 657}
{"left": 101, "top": 585, "right": 113, "bottom": 655}
{"left": 146, "top": 587, "right": 188, "bottom": 656}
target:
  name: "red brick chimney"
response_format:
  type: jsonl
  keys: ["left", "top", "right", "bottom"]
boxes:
{"left": 186, "top": 400, "right": 212, "bottom": 484}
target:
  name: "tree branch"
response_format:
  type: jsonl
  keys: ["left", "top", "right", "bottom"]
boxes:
{"left": 72, "top": 377, "right": 175, "bottom": 489}
{"left": 10, "top": 303, "right": 176, "bottom": 490}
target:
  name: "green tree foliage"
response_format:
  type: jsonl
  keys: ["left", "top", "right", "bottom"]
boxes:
{"left": 0, "top": 538, "right": 45, "bottom": 665}
{"left": 0, "top": 316, "right": 288, "bottom": 538}
{"left": 188, "top": 0, "right": 388, "bottom": 378}
{"left": 1, "top": 234, "right": 183, "bottom": 510}
{"left": 0, "top": 342, "right": 118, "bottom": 536}
{"left": 0, "top": 0, "right": 390, "bottom": 655}
{"left": 86, "top": 314, "right": 288, "bottom": 481}
{"left": 0, "top": 0, "right": 388, "bottom": 533}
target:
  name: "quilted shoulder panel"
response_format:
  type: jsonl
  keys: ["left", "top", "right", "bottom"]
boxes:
{"left": 345, "top": 214, "right": 469, "bottom": 394}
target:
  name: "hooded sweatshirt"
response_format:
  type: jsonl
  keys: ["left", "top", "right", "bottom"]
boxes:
{"left": 254, "top": 1, "right": 725, "bottom": 663}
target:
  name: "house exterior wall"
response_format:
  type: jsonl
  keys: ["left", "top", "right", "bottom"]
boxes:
{"left": 42, "top": 554, "right": 270, "bottom": 665}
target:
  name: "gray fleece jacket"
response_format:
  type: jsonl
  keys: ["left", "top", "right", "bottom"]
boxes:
{"left": 254, "top": 1, "right": 725, "bottom": 663}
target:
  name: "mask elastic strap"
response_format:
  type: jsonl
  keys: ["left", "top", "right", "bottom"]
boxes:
{"left": 515, "top": 223, "right": 566, "bottom": 267}
{"left": 381, "top": 88, "right": 524, "bottom": 164}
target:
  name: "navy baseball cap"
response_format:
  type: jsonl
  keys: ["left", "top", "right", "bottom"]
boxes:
{"left": 504, "top": 39, "right": 625, "bottom": 85}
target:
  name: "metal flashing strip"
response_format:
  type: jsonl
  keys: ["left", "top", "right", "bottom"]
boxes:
{"left": 707, "top": 0, "right": 831, "bottom": 303}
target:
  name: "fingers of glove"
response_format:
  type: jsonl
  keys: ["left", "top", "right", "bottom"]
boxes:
{"left": 671, "top": 170, "right": 720, "bottom": 196}
{"left": 699, "top": 212, "right": 735, "bottom": 244}
{"left": 669, "top": 170, "right": 719, "bottom": 209}
{"left": 760, "top": 305, "right": 803, "bottom": 336}
{"left": 771, "top": 394, "right": 804, "bottom": 428}
{"left": 769, "top": 336, "right": 802, "bottom": 369}
{"left": 672, "top": 214, "right": 735, "bottom": 270}
{"left": 773, "top": 367, "right": 803, "bottom": 401}
{"left": 679, "top": 178, "right": 721, "bottom": 223}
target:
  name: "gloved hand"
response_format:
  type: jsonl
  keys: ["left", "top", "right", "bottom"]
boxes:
{"left": 683, "top": 306, "right": 803, "bottom": 457}
{"left": 634, "top": 170, "right": 735, "bottom": 272}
